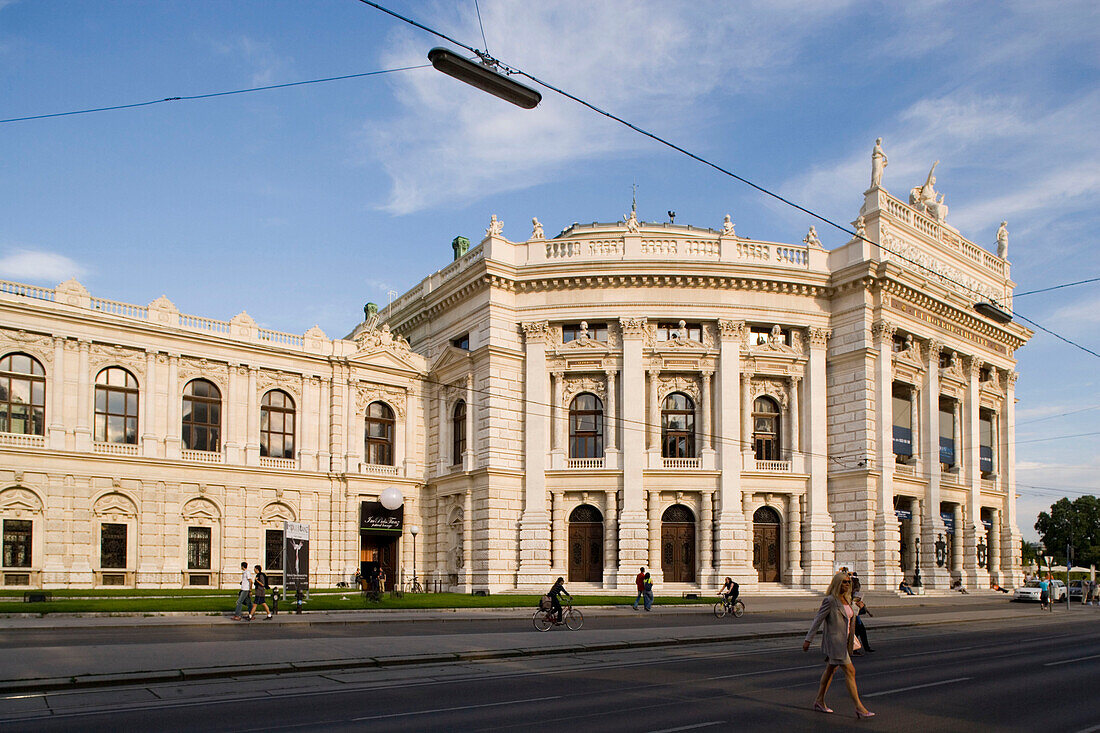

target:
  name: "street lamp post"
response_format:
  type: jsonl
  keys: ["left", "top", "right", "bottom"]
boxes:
{"left": 410, "top": 525, "right": 420, "bottom": 592}
{"left": 913, "top": 537, "right": 923, "bottom": 588}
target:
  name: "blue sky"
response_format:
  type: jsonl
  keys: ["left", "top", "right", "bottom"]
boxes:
{"left": 3, "top": 1, "right": 1099, "bottom": 544}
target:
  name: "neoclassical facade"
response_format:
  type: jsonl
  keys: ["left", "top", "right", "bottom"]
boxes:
{"left": 0, "top": 154, "right": 1030, "bottom": 591}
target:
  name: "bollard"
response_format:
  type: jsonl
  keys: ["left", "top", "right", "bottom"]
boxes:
{"left": 272, "top": 588, "right": 280, "bottom": 616}
{"left": 295, "top": 587, "right": 303, "bottom": 614}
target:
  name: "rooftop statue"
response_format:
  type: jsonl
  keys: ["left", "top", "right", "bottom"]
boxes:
{"left": 909, "top": 162, "right": 948, "bottom": 222}
{"left": 722, "top": 214, "right": 736, "bottom": 236}
{"left": 624, "top": 209, "right": 639, "bottom": 233}
{"left": 531, "top": 217, "right": 544, "bottom": 240}
{"left": 870, "top": 137, "right": 888, "bottom": 189}
{"left": 855, "top": 214, "right": 867, "bottom": 239}
{"left": 997, "top": 221, "right": 1009, "bottom": 259}
{"left": 803, "top": 225, "right": 822, "bottom": 248}
{"left": 486, "top": 214, "right": 503, "bottom": 237}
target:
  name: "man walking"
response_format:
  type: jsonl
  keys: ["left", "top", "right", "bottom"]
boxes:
{"left": 248, "top": 564, "right": 273, "bottom": 620}
{"left": 232, "top": 561, "right": 251, "bottom": 621}
{"left": 633, "top": 567, "right": 646, "bottom": 611}
{"left": 643, "top": 572, "right": 654, "bottom": 611}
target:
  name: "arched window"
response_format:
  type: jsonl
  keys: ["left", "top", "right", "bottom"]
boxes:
{"left": 365, "top": 401, "right": 395, "bottom": 466}
{"left": 0, "top": 353, "right": 46, "bottom": 436}
{"left": 260, "top": 390, "right": 295, "bottom": 459}
{"left": 452, "top": 400, "right": 466, "bottom": 466}
{"left": 569, "top": 504, "right": 603, "bottom": 523}
{"left": 182, "top": 379, "right": 221, "bottom": 452}
{"left": 94, "top": 367, "right": 138, "bottom": 444}
{"left": 752, "top": 397, "right": 781, "bottom": 461}
{"left": 661, "top": 392, "right": 695, "bottom": 458}
{"left": 569, "top": 393, "right": 604, "bottom": 458}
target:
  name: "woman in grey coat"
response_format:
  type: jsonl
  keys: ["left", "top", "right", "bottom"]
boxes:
{"left": 802, "top": 571, "right": 874, "bottom": 718}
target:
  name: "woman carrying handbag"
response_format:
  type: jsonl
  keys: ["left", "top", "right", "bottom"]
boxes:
{"left": 802, "top": 571, "right": 875, "bottom": 719}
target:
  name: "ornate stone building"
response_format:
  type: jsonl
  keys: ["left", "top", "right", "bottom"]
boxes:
{"left": 0, "top": 150, "right": 1030, "bottom": 592}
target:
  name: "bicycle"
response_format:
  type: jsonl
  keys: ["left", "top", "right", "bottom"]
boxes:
{"left": 533, "top": 595, "right": 583, "bottom": 631}
{"left": 713, "top": 595, "right": 745, "bottom": 619}
{"left": 405, "top": 577, "right": 425, "bottom": 594}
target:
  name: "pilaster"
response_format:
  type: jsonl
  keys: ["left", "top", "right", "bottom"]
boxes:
{"left": 74, "top": 338, "right": 92, "bottom": 451}
{"left": 517, "top": 321, "right": 551, "bottom": 583}
{"left": 803, "top": 327, "right": 835, "bottom": 586}
{"left": 715, "top": 319, "right": 749, "bottom": 579}
{"left": 921, "top": 339, "right": 949, "bottom": 588}
{"left": 872, "top": 320, "right": 900, "bottom": 590}
{"left": 616, "top": 317, "right": 648, "bottom": 581}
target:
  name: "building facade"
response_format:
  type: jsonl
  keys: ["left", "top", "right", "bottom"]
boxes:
{"left": 0, "top": 162, "right": 1030, "bottom": 592}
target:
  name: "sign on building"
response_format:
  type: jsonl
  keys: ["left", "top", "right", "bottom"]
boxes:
{"left": 283, "top": 521, "right": 310, "bottom": 593}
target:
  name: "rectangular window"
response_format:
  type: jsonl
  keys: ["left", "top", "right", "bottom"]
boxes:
{"left": 658, "top": 322, "right": 702, "bottom": 342}
{"left": 749, "top": 327, "right": 787, "bottom": 346}
{"left": 892, "top": 384, "right": 913, "bottom": 458}
{"left": 2, "top": 520, "right": 31, "bottom": 568}
{"left": 187, "top": 526, "right": 211, "bottom": 570}
{"left": 100, "top": 523, "right": 127, "bottom": 569}
{"left": 265, "top": 529, "right": 284, "bottom": 571}
{"left": 562, "top": 323, "right": 607, "bottom": 343}
{"left": 451, "top": 334, "right": 470, "bottom": 350}
{"left": 980, "top": 410, "right": 995, "bottom": 475}
{"left": 939, "top": 398, "right": 955, "bottom": 468}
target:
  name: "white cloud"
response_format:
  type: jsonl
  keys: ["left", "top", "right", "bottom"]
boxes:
{"left": 365, "top": 0, "right": 857, "bottom": 214}
{"left": 0, "top": 248, "right": 86, "bottom": 283}
{"left": 213, "top": 36, "right": 291, "bottom": 87}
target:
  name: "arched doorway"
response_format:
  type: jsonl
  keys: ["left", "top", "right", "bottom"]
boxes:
{"left": 661, "top": 504, "right": 696, "bottom": 583}
{"left": 753, "top": 506, "right": 782, "bottom": 582}
{"left": 567, "top": 504, "right": 603, "bottom": 582}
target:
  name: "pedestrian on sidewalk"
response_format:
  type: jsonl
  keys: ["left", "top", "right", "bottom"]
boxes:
{"left": 248, "top": 565, "right": 273, "bottom": 620}
{"left": 850, "top": 571, "right": 861, "bottom": 595}
{"left": 232, "top": 561, "right": 252, "bottom": 621}
{"left": 853, "top": 597, "right": 874, "bottom": 654}
{"left": 898, "top": 579, "right": 915, "bottom": 595}
{"left": 642, "top": 572, "right": 654, "bottom": 611}
{"left": 632, "top": 567, "right": 646, "bottom": 610}
{"left": 1039, "top": 578, "right": 1049, "bottom": 611}
{"left": 802, "top": 571, "right": 874, "bottom": 719}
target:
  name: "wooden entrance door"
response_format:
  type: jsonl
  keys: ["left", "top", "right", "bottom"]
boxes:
{"left": 661, "top": 524, "right": 696, "bottom": 583}
{"left": 753, "top": 506, "right": 782, "bottom": 582}
{"left": 568, "top": 523, "right": 603, "bottom": 582}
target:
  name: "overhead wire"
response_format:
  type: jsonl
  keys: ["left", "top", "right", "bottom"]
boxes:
{"left": 355, "top": 0, "right": 1100, "bottom": 361}
{"left": 0, "top": 65, "right": 431, "bottom": 125}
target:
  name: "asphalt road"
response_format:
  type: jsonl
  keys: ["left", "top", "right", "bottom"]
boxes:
{"left": 3, "top": 612, "right": 1097, "bottom": 732}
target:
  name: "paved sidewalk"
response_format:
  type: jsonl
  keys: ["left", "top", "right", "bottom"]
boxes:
{"left": 0, "top": 594, "right": 1049, "bottom": 693}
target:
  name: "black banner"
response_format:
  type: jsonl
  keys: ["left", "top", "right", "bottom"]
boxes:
{"left": 361, "top": 501, "right": 403, "bottom": 533}
{"left": 283, "top": 521, "right": 310, "bottom": 591}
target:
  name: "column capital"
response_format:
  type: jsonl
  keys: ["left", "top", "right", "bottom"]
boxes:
{"left": 619, "top": 317, "right": 648, "bottom": 338}
{"left": 926, "top": 339, "right": 943, "bottom": 365}
{"left": 701, "top": 369, "right": 715, "bottom": 379}
{"left": 551, "top": 370, "right": 565, "bottom": 381}
{"left": 790, "top": 374, "right": 802, "bottom": 386}
{"left": 871, "top": 320, "right": 896, "bottom": 344}
{"left": 1006, "top": 370, "right": 1019, "bottom": 386}
{"left": 717, "top": 319, "right": 746, "bottom": 341}
{"left": 604, "top": 368, "right": 617, "bottom": 379}
{"left": 647, "top": 368, "right": 661, "bottom": 379}
{"left": 520, "top": 320, "right": 551, "bottom": 343}
{"left": 808, "top": 327, "right": 831, "bottom": 347}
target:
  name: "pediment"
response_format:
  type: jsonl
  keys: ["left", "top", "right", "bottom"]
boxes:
{"left": 0, "top": 487, "right": 43, "bottom": 515}
{"left": 554, "top": 338, "right": 610, "bottom": 355}
{"left": 349, "top": 343, "right": 423, "bottom": 373}
{"left": 94, "top": 492, "right": 138, "bottom": 517}
{"left": 429, "top": 345, "right": 473, "bottom": 374}
{"left": 261, "top": 501, "right": 297, "bottom": 524}
{"left": 181, "top": 497, "right": 221, "bottom": 521}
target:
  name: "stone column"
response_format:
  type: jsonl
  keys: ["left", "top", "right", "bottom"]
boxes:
{"left": 910, "top": 386, "right": 920, "bottom": 465}
{"left": 402, "top": 388, "right": 415, "bottom": 475}
{"left": 715, "top": 320, "right": 748, "bottom": 580}
{"left": 803, "top": 327, "right": 835, "bottom": 586}
{"left": 317, "top": 377, "right": 331, "bottom": 471}
{"left": 48, "top": 336, "right": 66, "bottom": 450}
{"left": 551, "top": 491, "right": 566, "bottom": 577}
{"left": 299, "top": 376, "right": 317, "bottom": 471}
{"left": 604, "top": 369, "right": 618, "bottom": 467}
{"left": 245, "top": 366, "right": 259, "bottom": 464}
{"left": 700, "top": 491, "right": 714, "bottom": 582}
{"left": 741, "top": 369, "right": 753, "bottom": 466}
{"left": 617, "top": 318, "right": 648, "bottom": 584}
{"left": 517, "top": 321, "right": 552, "bottom": 585}
{"left": 465, "top": 374, "right": 476, "bottom": 471}
{"left": 989, "top": 507, "right": 1002, "bottom": 580}
{"left": 604, "top": 490, "right": 619, "bottom": 586}
{"left": 910, "top": 498, "right": 922, "bottom": 578}
{"left": 743, "top": 491, "right": 756, "bottom": 586}
{"left": 647, "top": 492, "right": 663, "bottom": 583}
{"left": 75, "top": 338, "right": 92, "bottom": 451}
{"left": 551, "top": 371, "right": 565, "bottom": 461}
{"left": 964, "top": 358, "right": 983, "bottom": 586}
{"left": 921, "top": 340, "right": 948, "bottom": 588}
{"left": 789, "top": 376, "right": 801, "bottom": 469}
{"left": 952, "top": 503, "right": 964, "bottom": 573}
{"left": 788, "top": 493, "right": 802, "bottom": 582}
{"left": 166, "top": 353, "right": 181, "bottom": 459}
{"left": 225, "top": 364, "right": 242, "bottom": 463}
{"left": 872, "top": 320, "right": 900, "bottom": 590}
{"left": 701, "top": 370, "right": 714, "bottom": 468}
{"left": 329, "top": 363, "right": 347, "bottom": 473}
{"left": 462, "top": 489, "right": 474, "bottom": 590}
{"left": 647, "top": 368, "right": 660, "bottom": 454}
{"left": 141, "top": 349, "right": 158, "bottom": 456}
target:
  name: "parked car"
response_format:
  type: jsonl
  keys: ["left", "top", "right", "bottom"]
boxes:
{"left": 1068, "top": 580, "right": 1087, "bottom": 600}
{"left": 1013, "top": 579, "right": 1066, "bottom": 602}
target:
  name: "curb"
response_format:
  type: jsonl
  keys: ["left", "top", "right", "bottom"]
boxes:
{"left": 0, "top": 609, "right": 1031, "bottom": 694}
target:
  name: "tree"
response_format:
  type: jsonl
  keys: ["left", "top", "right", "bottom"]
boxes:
{"left": 1021, "top": 540, "right": 1041, "bottom": 567}
{"left": 1034, "top": 495, "right": 1100, "bottom": 568}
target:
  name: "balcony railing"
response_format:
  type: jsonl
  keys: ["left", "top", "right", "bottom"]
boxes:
{"left": 662, "top": 457, "right": 701, "bottom": 470}
{"left": 0, "top": 432, "right": 45, "bottom": 449}
{"left": 93, "top": 442, "right": 139, "bottom": 456}
{"left": 566, "top": 457, "right": 604, "bottom": 469}
{"left": 260, "top": 456, "right": 298, "bottom": 470}
{"left": 894, "top": 462, "right": 921, "bottom": 477}
{"left": 754, "top": 460, "right": 791, "bottom": 472}
{"left": 360, "top": 463, "right": 399, "bottom": 476}
{"left": 182, "top": 449, "right": 224, "bottom": 464}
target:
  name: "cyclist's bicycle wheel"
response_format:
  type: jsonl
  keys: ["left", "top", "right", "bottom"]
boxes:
{"left": 713, "top": 601, "right": 728, "bottom": 618}
{"left": 564, "top": 608, "right": 584, "bottom": 630}
{"left": 732, "top": 600, "right": 745, "bottom": 618}
{"left": 532, "top": 610, "right": 553, "bottom": 632}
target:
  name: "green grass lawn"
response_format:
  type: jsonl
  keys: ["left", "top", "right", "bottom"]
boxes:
{"left": 0, "top": 590, "right": 714, "bottom": 615}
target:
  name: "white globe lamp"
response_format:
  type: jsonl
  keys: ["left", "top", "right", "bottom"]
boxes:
{"left": 380, "top": 486, "right": 404, "bottom": 511}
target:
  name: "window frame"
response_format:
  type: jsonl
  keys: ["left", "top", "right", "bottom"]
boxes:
{"left": 94, "top": 367, "right": 139, "bottom": 445}
{"left": 365, "top": 401, "right": 395, "bottom": 466}
{"left": 892, "top": 383, "right": 914, "bottom": 461}
{"left": 939, "top": 396, "right": 956, "bottom": 469}
{"left": 0, "top": 352, "right": 46, "bottom": 437}
{"left": 182, "top": 379, "right": 222, "bottom": 453}
{"left": 656, "top": 322, "right": 702, "bottom": 342}
{"left": 751, "top": 396, "right": 781, "bottom": 461}
{"left": 100, "top": 522, "right": 127, "bottom": 569}
{"left": 2, "top": 519, "right": 32, "bottom": 568}
{"left": 187, "top": 526, "right": 212, "bottom": 570}
{"left": 562, "top": 322, "right": 608, "bottom": 343}
{"left": 451, "top": 400, "right": 467, "bottom": 466}
{"left": 451, "top": 334, "right": 470, "bottom": 350}
{"left": 568, "top": 393, "right": 604, "bottom": 459}
{"left": 260, "top": 389, "right": 296, "bottom": 459}
{"left": 661, "top": 392, "right": 696, "bottom": 458}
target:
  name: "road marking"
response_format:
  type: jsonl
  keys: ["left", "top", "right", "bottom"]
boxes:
{"left": 350, "top": 695, "right": 561, "bottom": 721}
{"left": 863, "top": 677, "right": 970, "bottom": 698}
{"left": 899, "top": 644, "right": 981, "bottom": 657}
{"left": 1073, "top": 725, "right": 1100, "bottom": 733}
{"left": 1045, "top": 653, "right": 1100, "bottom": 667}
{"left": 707, "top": 663, "right": 820, "bottom": 681}
{"left": 648, "top": 723, "right": 724, "bottom": 733}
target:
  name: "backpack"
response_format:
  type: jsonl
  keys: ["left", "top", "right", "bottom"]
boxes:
{"left": 256, "top": 572, "right": 268, "bottom": 590}
{"left": 539, "top": 595, "right": 552, "bottom": 611}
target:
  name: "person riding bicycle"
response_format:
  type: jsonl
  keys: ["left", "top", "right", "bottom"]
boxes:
{"left": 547, "top": 577, "right": 569, "bottom": 623}
{"left": 719, "top": 576, "right": 740, "bottom": 607}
